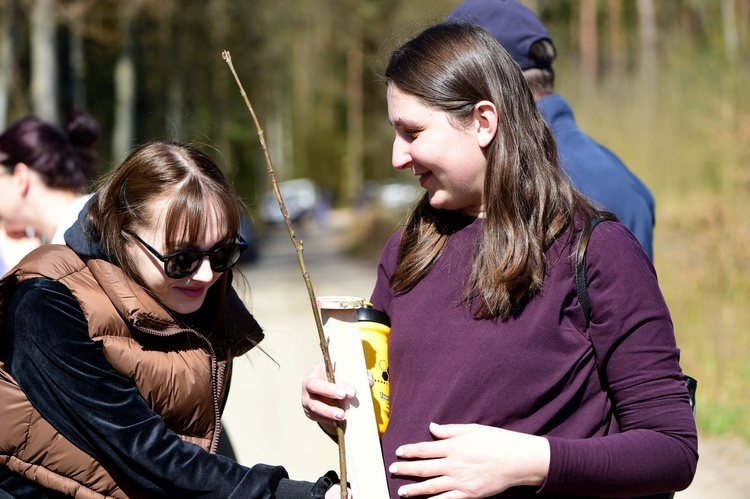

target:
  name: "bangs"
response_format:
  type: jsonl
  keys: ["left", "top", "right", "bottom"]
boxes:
{"left": 162, "top": 177, "right": 242, "bottom": 251}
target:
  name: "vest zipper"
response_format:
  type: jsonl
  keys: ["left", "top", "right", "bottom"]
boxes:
{"left": 133, "top": 324, "right": 224, "bottom": 453}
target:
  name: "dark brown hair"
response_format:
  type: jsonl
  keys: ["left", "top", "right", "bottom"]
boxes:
{"left": 524, "top": 39, "right": 556, "bottom": 98}
{"left": 385, "top": 23, "right": 602, "bottom": 320}
{"left": 0, "top": 111, "right": 99, "bottom": 191}
{"left": 86, "top": 142, "right": 245, "bottom": 320}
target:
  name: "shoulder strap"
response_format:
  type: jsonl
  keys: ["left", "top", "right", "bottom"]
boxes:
{"left": 575, "top": 218, "right": 699, "bottom": 420}
{"left": 575, "top": 217, "right": 606, "bottom": 329}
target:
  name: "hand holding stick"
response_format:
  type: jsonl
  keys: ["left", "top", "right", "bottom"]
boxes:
{"left": 222, "top": 51, "right": 348, "bottom": 498}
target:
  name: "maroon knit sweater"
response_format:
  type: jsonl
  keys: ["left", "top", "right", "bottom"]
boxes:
{"left": 370, "top": 216, "right": 697, "bottom": 498}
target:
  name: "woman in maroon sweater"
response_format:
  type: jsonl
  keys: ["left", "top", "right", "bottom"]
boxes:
{"left": 302, "top": 23, "right": 697, "bottom": 498}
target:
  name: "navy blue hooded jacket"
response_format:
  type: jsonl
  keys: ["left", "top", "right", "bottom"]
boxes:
{"left": 538, "top": 94, "right": 655, "bottom": 259}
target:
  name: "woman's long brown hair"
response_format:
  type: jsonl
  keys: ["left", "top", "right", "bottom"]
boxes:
{"left": 385, "top": 23, "right": 607, "bottom": 320}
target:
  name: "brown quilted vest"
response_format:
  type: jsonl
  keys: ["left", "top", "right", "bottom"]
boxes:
{"left": 0, "top": 245, "right": 263, "bottom": 498}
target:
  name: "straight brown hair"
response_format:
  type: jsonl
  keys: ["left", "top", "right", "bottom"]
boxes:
{"left": 384, "top": 23, "right": 605, "bottom": 320}
{"left": 85, "top": 142, "right": 248, "bottom": 346}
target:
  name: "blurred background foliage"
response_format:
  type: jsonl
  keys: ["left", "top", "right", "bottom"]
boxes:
{"left": 1, "top": 0, "right": 748, "bottom": 440}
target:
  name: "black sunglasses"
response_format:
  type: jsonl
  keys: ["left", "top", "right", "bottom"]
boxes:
{"left": 128, "top": 232, "right": 247, "bottom": 279}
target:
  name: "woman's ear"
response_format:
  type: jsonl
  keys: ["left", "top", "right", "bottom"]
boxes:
{"left": 12, "top": 163, "right": 32, "bottom": 196}
{"left": 474, "top": 101, "right": 498, "bottom": 148}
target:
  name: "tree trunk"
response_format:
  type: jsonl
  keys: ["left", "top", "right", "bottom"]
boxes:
{"left": 112, "top": 5, "right": 137, "bottom": 163}
{"left": 31, "top": 0, "right": 59, "bottom": 124}
{"left": 579, "top": 0, "right": 598, "bottom": 96}
{"left": 636, "top": 0, "right": 657, "bottom": 91}
{"left": 606, "top": 0, "right": 625, "bottom": 86}
{"left": 209, "top": 0, "right": 231, "bottom": 165}
{"left": 636, "top": 0, "right": 657, "bottom": 132}
{"left": 344, "top": 13, "right": 363, "bottom": 207}
{"left": 0, "top": 0, "right": 17, "bottom": 129}
{"left": 738, "top": 0, "right": 749, "bottom": 58}
{"left": 69, "top": 17, "right": 86, "bottom": 111}
{"left": 165, "top": 3, "right": 184, "bottom": 142}
{"left": 721, "top": 0, "right": 739, "bottom": 64}
{"left": 291, "top": 17, "right": 313, "bottom": 179}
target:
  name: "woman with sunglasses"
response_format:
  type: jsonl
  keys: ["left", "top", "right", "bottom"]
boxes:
{"left": 0, "top": 141, "right": 344, "bottom": 498}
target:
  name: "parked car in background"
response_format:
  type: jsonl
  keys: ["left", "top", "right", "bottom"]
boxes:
{"left": 259, "top": 178, "right": 318, "bottom": 225}
{"left": 377, "top": 178, "right": 422, "bottom": 211}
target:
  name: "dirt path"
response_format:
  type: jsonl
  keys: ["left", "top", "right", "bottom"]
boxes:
{"left": 222, "top": 213, "right": 750, "bottom": 497}
{"left": 675, "top": 435, "right": 750, "bottom": 498}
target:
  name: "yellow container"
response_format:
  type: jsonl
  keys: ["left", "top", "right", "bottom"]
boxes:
{"left": 357, "top": 304, "right": 391, "bottom": 436}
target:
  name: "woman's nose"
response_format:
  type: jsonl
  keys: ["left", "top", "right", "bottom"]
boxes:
{"left": 392, "top": 136, "right": 411, "bottom": 170}
{"left": 191, "top": 258, "right": 215, "bottom": 282}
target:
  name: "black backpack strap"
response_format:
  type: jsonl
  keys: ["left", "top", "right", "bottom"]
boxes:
{"left": 574, "top": 217, "right": 697, "bottom": 499}
{"left": 575, "top": 217, "right": 606, "bottom": 329}
{"left": 575, "top": 216, "right": 699, "bottom": 420}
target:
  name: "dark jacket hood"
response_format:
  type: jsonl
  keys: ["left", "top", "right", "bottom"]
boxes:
{"left": 64, "top": 195, "right": 108, "bottom": 261}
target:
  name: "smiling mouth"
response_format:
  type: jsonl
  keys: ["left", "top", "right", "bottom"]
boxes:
{"left": 178, "top": 287, "right": 205, "bottom": 298}
{"left": 417, "top": 171, "right": 431, "bottom": 187}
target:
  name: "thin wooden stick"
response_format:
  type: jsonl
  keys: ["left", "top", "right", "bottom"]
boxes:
{"left": 222, "top": 50, "right": 348, "bottom": 498}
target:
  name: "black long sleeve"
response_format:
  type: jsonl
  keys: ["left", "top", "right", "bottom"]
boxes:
{"left": 3, "top": 278, "right": 315, "bottom": 498}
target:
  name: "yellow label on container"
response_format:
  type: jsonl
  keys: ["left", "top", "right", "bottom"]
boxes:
{"left": 358, "top": 306, "right": 391, "bottom": 436}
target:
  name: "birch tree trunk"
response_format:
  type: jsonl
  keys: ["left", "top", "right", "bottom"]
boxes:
{"left": 31, "top": 0, "right": 59, "bottom": 124}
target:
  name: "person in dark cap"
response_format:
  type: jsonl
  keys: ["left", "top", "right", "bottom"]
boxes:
{"left": 447, "top": 0, "right": 656, "bottom": 260}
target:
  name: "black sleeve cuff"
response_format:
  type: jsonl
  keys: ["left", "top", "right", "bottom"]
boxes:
{"left": 311, "top": 470, "right": 340, "bottom": 498}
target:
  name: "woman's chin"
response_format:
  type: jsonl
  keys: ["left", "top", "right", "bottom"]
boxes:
{"left": 427, "top": 193, "right": 448, "bottom": 209}
{"left": 165, "top": 294, "right": 206, "bottom": 315}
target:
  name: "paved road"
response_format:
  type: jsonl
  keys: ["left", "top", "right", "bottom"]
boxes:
{"left": 222, "top": 211, "right": 750, "bottom": 496}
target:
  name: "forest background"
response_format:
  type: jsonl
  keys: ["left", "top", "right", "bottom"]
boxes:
{"left": 1, "top": 0, "right": 748, "bottom": 442}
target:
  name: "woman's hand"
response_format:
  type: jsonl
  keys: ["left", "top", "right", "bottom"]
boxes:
{"left": 324, "top": 484, "right": 352, "bottom": 498}
{"left": 301, "top": 362, "right": 357, "bottom": 435}
{"left": 387, "top": 422, "right": 550, "bottom": 498}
